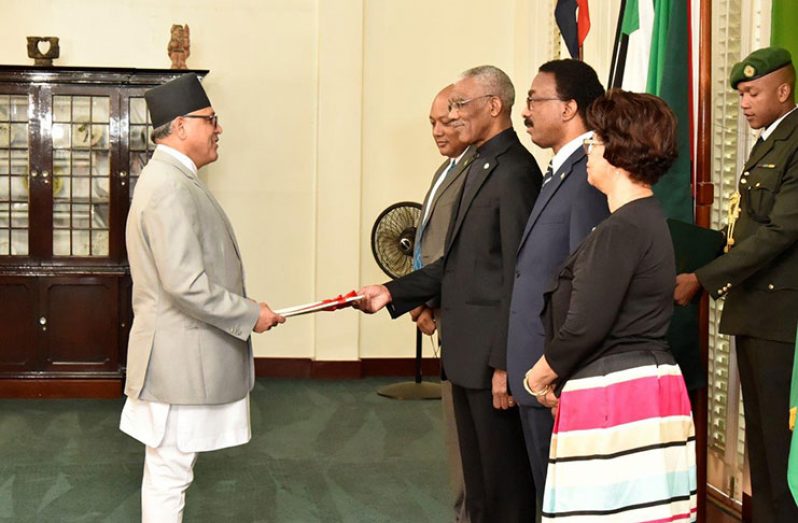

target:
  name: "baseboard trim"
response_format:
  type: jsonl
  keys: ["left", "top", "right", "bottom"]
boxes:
{"left": 254, "top": 357, "right": 441, "bottom": 379}
{"left": 0, "top": 379, "right": 123, "bottom": 399}
{"left": 0, "top": 358, "right": 442, "bottom": 398}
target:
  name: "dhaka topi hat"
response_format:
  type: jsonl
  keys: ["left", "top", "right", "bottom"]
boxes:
{"left": 145, "top": 73, "right": 211, "bottom": 128}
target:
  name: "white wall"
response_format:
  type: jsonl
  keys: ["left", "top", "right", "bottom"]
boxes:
{"left": 0, "top": 0, "right": 620, "bottom": 360}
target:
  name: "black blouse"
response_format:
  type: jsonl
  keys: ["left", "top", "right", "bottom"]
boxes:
{"left": 543, "top": 196, "right": 676, "bottom": 384}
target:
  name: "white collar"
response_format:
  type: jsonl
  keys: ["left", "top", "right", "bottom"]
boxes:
{"left": 760, "top": 105, "right": 798, "bottom": 141}
{"left": 551, "top": 130, "right": 593, "bottom": 175}
{"left": 156, "top": 144, "right": 198, "bottom": 175}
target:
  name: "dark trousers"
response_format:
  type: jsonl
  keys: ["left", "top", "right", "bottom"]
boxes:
{"left": 518, "top": 404, "right": 554, "bottom": 505}
{"left": 736, "top": 336, "right": 798, "bottom": 523}
{"left": 451, "top": 383, "right": 535, "bottom": 523}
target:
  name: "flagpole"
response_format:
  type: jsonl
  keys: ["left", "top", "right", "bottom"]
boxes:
{"left": 608, "top": 0, "right": 628, "bottom": 87}
{"left": 696, "top": 0, "right": 713, "bottom": 521}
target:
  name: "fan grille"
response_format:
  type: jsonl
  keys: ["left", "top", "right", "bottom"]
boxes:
{"left": 371, "top": 202, "right": 422, "bottom": 279}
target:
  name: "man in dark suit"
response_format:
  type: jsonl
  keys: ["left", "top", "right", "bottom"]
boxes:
{"left": 410, "top": 84, "right": 476, "bottom": 523}
{"left": 356, "top": 65, "right": 540, "bottom": 523}
{"left": 506, "top": 59, "right": 608, "bottom": 505}
{"left": 675, "top": 47, "right": 798, "bottom": 522}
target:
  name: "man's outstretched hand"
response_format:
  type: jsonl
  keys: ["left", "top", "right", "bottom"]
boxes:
{"left": 352, "top": 285, "right": 392, "bottom": 313}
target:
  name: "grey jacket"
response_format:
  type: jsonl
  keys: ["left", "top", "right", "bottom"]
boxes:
{"left": 124, "top": 148, "right": 259, "bottom": 404}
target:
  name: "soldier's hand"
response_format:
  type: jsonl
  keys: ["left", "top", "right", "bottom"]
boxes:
{"left": 674, "top": 273, "right": 702, "bottom": 306}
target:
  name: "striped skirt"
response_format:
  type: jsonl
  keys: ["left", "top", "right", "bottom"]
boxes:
{"left": 542, "top": 350, "right": 697, "bottom": 522}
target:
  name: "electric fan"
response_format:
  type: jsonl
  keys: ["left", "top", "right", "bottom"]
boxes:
{"left": 371, "top": 201, "right": 442, "bottom": 400}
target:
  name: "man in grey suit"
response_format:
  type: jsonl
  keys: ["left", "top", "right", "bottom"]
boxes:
{"left": 119, "top": 74, "right": 284, "bottom": 522}
{"left": 506, "top": 60, "right": 608, "bottom": 506}
{"left": 410, "top": 84, "right": 475, "bottom": 523}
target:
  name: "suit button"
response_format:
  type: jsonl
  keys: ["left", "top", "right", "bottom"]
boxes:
{"left": 768, "top": 283, "right": 775, "bottom": 290}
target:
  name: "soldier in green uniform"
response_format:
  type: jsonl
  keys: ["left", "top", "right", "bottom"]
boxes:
{"left": 675, "top": 46, "right": 798, "bottom": 522}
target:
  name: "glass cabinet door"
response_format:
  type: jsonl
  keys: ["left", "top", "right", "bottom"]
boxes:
{"left": 127, "top": 96, "right": 155, "bottom": 200}
{"left": 51, "top": 94, "right": 112, "bottom": 257}
{"left": 0, "top": 92, "right": 31, "bottom": 256}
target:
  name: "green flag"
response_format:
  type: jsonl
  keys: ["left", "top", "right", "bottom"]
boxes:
{"left": 645, "top": 0, "right": 692, "bottom": 224}
{"left": 789, "top": 324, "right": 798, "bottom": 504}
{"left": 772, "top": 0, "right": 798, "bottom": 59}
{"left": 771, "top": 2, "right": 798, "bottom": 503}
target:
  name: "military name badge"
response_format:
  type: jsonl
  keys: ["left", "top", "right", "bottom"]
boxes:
{"left": 744, "top": 64, "right": 756, "bottom": 78}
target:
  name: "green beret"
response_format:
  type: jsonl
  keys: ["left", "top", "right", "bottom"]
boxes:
{"left": 730, "top": 47, "right": 793, "bottom": 89}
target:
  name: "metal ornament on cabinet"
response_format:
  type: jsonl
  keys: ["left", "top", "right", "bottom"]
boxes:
{"left": 26, "top": 37, "right": 60, "bottom": 67}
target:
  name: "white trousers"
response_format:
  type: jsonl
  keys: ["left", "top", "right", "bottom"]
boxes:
{"left": 141, "top": 409, "right": 198, "bottom": 523}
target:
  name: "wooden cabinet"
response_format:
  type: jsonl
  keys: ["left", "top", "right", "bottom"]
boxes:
{"left": 0, "top": 66, "right": 207, "bottom": 397}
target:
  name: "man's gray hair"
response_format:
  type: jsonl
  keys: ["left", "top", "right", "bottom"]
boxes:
{"left": 460, "top": 65, "right": 515, "bottom": 114}
{"left": 150, "top": 120, "right": 174, "bottom": 143}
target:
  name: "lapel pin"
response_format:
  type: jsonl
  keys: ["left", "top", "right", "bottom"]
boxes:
{"left": 483, "top": 162, "right": 490, "bottom": 169}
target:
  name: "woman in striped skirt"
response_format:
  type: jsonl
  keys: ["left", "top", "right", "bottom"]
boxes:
{"left": 525, "top": 90, "right": 697, "bottom": 522}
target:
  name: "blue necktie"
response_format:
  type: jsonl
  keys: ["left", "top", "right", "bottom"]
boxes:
{"left": 413, "top": 159, "right": 457, "bottom": 270}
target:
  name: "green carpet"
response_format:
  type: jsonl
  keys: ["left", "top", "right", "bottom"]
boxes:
{"left": 0, "top": 378, "right": 450, "bottom": 522}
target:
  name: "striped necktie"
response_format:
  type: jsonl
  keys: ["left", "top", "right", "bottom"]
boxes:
{"left": 541, "top": 160, "right": 554, "bottom": 187}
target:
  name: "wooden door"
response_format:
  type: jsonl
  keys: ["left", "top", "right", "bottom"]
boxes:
{"left": 0, "top": 275, "right": 38, "bottom": 374}
{"left": 39, "top": 275, "right": 120, "bottom": 376}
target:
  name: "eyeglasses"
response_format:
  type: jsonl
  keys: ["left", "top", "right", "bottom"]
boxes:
{"left": 582, "top": 137, "right": 604, "bottom": 155}
{"left": 448, "top": 94, "right": 496, "bottom": 112}
{"left": 525, "top": 96, "right": 563, "bottom": 110}
{"left": 182, "top": 113, "right": 219, "bottom": 128}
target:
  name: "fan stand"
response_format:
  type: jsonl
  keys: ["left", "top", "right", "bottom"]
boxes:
{"left": 376, "top": 328, "right": 441, "bottom": 400}
{"left": 370, "top": 201, "right": 440, "bottom": 400}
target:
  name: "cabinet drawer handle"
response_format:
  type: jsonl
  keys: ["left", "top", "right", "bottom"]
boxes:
{"left": 31, "top": 170, "right": 39, "bottom": 178}
{"left": 39, "top": 316, "right": 47, "bottom": 325}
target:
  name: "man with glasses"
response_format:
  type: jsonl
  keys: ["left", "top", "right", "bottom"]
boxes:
{"left": 506, "top": 59, "right": 608, "bottom": 510}
{"left": 410, "top": 84, "right": 475, "bottom": 522}
{"left": 356, "top": 65, "right": 540, "bottom": 522}
{"left": 121, "top": 73, "right": 284, "bottom": 522}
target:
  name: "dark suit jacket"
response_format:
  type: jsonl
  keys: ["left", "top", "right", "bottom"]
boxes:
{"left": 506, "top": 147, "right": 608, "bottom": 405}
{"left": 385, "top": 128, "right": 541, "bottom": 389}
{"left": 415, "top": 146, "right": 476, "bottom": 266}
{"left": 696, "top": 109, "right": 798, "bottom": 343}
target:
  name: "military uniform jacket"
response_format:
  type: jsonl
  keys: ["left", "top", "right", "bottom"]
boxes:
{"left": 696, "top": 109, "right": 798, "bottom": 343}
